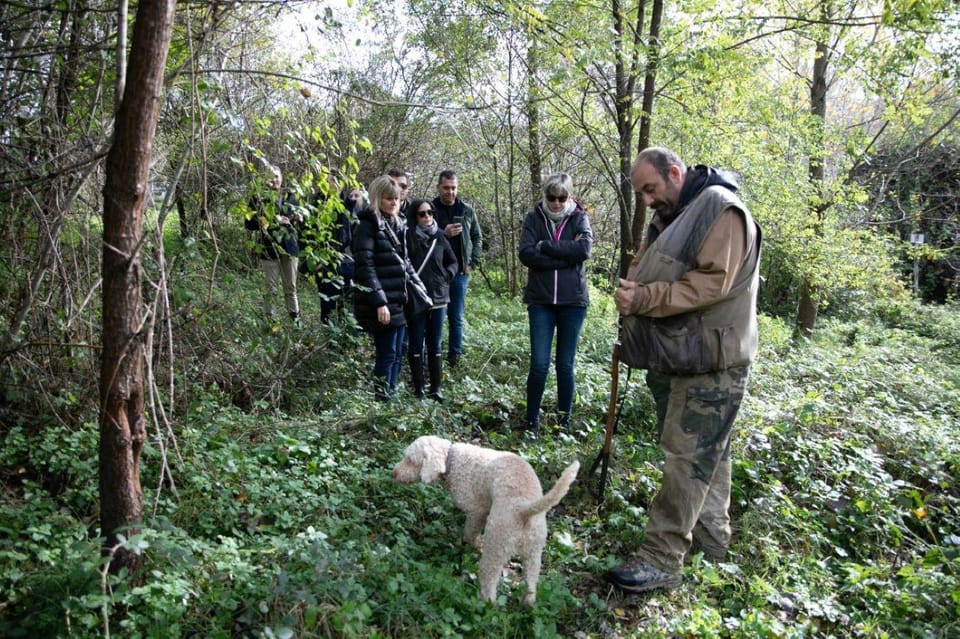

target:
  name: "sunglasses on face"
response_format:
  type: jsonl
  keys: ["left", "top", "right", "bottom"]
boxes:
{"left": 546, "top": 194, "right": 568, "bottom": 203}
{"left": 417, "top": 209, "right": 434, "bottom": 218}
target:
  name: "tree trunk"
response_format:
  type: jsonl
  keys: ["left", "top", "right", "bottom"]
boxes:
{"left": 525, "top": 38, "right": 542, "bottom": 202}
{"left": 795, "top": 280, "right": 820, "bottom": 339}
{"left": 99, "top": 0, "right": 176, "bottom": 575}
{"left": 177, "top": 183, "right": 191, "bottom": 240}
{"left": 630, "top": 0, "right": 663, "bottom": 275}
{"left": 613, "top": 0, "right": 642, "bottom": 279}
{"left": 795, "top": 32, "right": 830, "bottom": 339}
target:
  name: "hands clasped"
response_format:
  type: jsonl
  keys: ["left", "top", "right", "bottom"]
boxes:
{"left": 614, "top": 278, "right": 637, "bottom": 316}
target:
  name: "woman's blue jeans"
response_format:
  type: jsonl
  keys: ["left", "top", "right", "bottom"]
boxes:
{"left": 446, "top": 273, "right": 470, "bottom": 361}
{"left": 372, "top": 324, "right": 406, "bottom": 398}
{"left": 408, "top": 306, "right": 447, "bottom": 358}
{"left": 526, "top": 303, "right": 587, "bottom": 425}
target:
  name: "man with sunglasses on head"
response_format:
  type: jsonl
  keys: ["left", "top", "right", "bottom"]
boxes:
{"left": 518, "top": 172, "right": 592, "bottom": 439}
{"left": 431, "top": 169, "right": 483, "bottom": 368}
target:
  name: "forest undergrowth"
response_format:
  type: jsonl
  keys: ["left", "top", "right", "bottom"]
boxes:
{"left": 1, "top": 236, "right": 959, "bottom": 638}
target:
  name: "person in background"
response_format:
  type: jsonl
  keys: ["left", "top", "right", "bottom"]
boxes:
{"left": 606, "top": 146, "right": 761, "bottom": 593}
{"left": 388, "top": 168, "right": 412, "bottom": 220}
{"left": 352, "top": 176, "right": 412, "bottom": 401}
{"left": 388, "top": 169, "right": 413, "bottom": 367}
{"left": 405, "top": 199, "right": 458, "bottom": 401}
{"left": 431, "top": 169, "right": 482, "bottom": 368}
{"left": 244, "top": 165, "right": 303, "bottom": 326}
{"left": 517, "top": 172, "right": 592, "bottom": 438}
{"left": 317, "top": 185, "right": 362, "bottom": 324}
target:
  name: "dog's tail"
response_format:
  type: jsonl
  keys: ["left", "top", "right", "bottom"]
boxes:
{"left": 521, "top": 460, "right": 580, "bottom": 518}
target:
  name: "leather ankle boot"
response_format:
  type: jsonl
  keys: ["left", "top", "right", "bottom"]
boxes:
{"left": 428, "top": 353, "right": 444, "bottom": 402}
{"left": 409, "top": 354, "right": 425, "bottom": 399}
{"left": 374, "top": 377, "right": 390, "bottom": 402}
{"left": 524, "top": 419, "right": 540, "bottom": 440}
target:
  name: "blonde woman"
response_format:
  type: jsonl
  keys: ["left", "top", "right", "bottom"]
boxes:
{"left": 352, "top": 175, "right": 415, "bottom": 400}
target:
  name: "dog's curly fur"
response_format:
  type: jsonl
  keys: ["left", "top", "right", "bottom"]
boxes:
{"left": 392, "top": 435, "right": 580, "bottom": 605}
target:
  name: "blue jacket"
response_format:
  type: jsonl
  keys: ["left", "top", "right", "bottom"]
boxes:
{"left": 519, "top": 202, "right": 592, "bottom": 307}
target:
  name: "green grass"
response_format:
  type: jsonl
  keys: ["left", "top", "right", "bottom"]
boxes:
{"left": 1, "top": 246, "right": 959, "bottom": 637}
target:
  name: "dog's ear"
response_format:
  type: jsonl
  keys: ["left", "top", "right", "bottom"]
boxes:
{"left": 417, "top": 438, "right": 448, "bottom": 484}
{"left": 419, "top": 452, "right": 445, "bottom": 484}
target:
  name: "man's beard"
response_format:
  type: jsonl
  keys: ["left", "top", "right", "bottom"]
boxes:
{"left": 651, "top": 200, "right": 675, "bottom": 216}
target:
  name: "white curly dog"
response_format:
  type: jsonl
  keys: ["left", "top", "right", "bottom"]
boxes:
{"left": 392, "top": 435, "right": 580, "bottom": 605}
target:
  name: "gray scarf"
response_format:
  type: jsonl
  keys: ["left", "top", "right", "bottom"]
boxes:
{"left": 415, "top": 219, "right": 439, "bottom": 241}
{"left": 543, "top": 199, "right": 576, "bottom": 223}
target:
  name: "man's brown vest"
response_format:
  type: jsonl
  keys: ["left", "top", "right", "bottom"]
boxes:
{"left": 620, "top": 186, "right": 761, "bottom": 374}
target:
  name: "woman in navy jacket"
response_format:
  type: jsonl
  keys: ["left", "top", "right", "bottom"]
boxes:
{"left": 518, "top": 172, "right": 593, "bottom": 437}
{"left": 352, "top": 175, "right": 415, "bottom": 401}
{"left": 405, "top": 199, "right": 458, "bottom": 401}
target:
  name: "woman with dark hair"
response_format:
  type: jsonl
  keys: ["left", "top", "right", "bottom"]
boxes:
{"left": 352, "top": 176, "right": 422, "bottom": 400}
{"left": 518, "top": 172, "right": 593, "bottom": 438}
{"left": 405, "top": 199, "right": 458, "bottom": 401}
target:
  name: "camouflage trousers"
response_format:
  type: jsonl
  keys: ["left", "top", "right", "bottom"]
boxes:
{"left": 634, "top": 366, "right": 750, "bottom": 574}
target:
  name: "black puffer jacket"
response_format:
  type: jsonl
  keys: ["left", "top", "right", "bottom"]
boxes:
{"left": 352, "top": 208, "right": 409, "bottom": 331}
{"left": 406, "top": 224, "right": 458, "bottom": 306}
{"left": 518, "top": 202, "right": 592, "bottom": 307}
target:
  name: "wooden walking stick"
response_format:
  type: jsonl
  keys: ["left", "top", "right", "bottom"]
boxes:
{"left": 587, "top": 340, "right": 627, "bottom": 504}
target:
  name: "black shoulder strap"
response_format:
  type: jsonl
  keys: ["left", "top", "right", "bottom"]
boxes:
{"left": 382, "top": 221, "right": 403, "bottom": 255}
